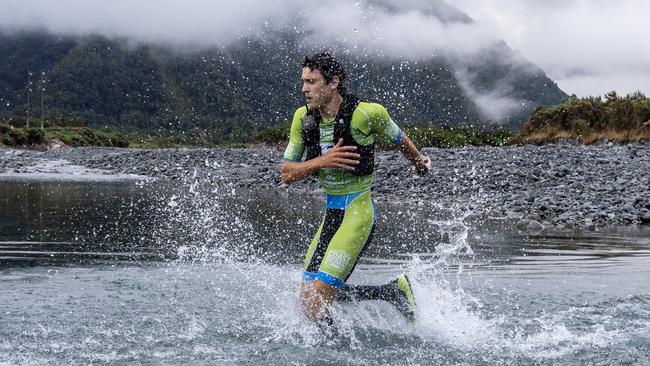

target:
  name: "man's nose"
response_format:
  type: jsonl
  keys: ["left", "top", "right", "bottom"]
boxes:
{"left": 301, "top": 83, "right": 308, "bottom": 93}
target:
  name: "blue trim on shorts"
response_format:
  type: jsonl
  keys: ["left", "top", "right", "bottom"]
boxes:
{"left": 316, "top": 271, "right": 345, "bottom": 288}
{"left": 303, "top": 271, "right": 345, "bottom": 288}
{"left": 325, "top": 191, "right": 364, "bottom": 210}
{"left": 303, "top": 271, "right": 317, "bottom": 282}
{"left": 325, "top": 191, "right": 376, "bottom": 223}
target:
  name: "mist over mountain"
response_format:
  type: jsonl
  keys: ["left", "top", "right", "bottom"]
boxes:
{"left": 0, "top": 1, "right": 566, "bottom": 137}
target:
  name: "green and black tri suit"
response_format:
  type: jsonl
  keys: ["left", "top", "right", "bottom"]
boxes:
{"left": 283, "top": 95, "right": 403, "bottom": 288}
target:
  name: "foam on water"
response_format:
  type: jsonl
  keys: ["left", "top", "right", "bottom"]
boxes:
{"left": 0, "top": 157, "right": 148, "bottom": 182}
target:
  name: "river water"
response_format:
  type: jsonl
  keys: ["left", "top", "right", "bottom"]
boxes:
{"left": 1, "top": 177, "right": 649, "bottom": 365}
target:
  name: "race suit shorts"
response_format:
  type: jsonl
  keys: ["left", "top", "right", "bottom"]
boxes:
{"left": 302, "top": 190, "right": 376, "bottom": 288}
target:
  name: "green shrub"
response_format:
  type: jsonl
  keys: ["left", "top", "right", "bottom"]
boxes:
{"left": 8, "top": 129, "right": 28, "bottom": 145}
{"left": 401, "top": 125, "right": 513, "bottom": 148}
{"left": 254, "top": 124, "right": 290, "bottom": 144}
{"left": 523, "top": 92, "right": 650, "bottom": 136}
{"left": 25, "top": 128, "right": 45, "bottom": 144}
{"left": 45, "top": 127, "right": 129, "bottom": 147}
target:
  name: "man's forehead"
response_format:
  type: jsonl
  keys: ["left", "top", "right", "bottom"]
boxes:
{"left": 301, "top": 67, "right": 324, "bottom": 79}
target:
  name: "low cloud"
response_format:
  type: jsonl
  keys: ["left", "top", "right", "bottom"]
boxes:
{"left": 24, "top": 1, "right": 650, "bottom": 122}
{"left": 3, "top": 0, "right": 646, "bottom": 99}
{"left": 454, "top": 67, "right": 523, "bottom": 122}
{"left": 1, "top": 0, "right": 499, "bottom": 57}
{"left": 453, "top": 0, "right": 650, "bottom": 97}
{"left": 302, "top": 1, "right": 497, "bottom": 59}
{"left": 1, "top": 0, "right": 297, "bottom": 46}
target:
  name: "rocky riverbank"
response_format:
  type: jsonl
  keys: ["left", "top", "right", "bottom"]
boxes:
{"left": 2, "top": 143, "right": 649, "bottom": 229}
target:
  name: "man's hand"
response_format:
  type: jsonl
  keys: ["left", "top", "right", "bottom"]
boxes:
{"left": 399, "top": 133, "right": 431, "bottom": 177}
{"left": 280, "top": 138, "right": 359, "bottom": 184}
{"left": 319, "top": 138, "right": 360, "bottom": 172}
{"left": 414, "top": 155, "right": 431, "bottom": 176}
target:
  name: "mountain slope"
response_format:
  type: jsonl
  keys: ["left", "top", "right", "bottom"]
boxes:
{"left": 0, "top": 20, "right": 566, "bottom": 137}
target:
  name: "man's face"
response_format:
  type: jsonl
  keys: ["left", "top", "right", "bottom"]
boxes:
{"left": 301, "top": 67, "right": 337, "bottom": 109}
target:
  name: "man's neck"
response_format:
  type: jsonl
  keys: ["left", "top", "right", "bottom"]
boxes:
{"left": 318, "top": 93, "right": 343, "bottom": 119}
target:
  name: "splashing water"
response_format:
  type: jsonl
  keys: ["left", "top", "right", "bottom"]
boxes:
{"left": 154, "top": 177, "right": 649, "bottom": 362}
{"left": 1, "top": 177, "right": 648, "bottom": 365}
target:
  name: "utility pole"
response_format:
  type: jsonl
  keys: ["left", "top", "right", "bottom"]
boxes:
{"left": 26, "top": 70, "right": 32, "bottom": 128}
{"left": 40, "top": 71, "right": 45, "bottom": 129}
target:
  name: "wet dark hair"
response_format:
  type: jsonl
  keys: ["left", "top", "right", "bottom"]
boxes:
{"left": 302, "top": 52, "right": 347, "bottom": 95}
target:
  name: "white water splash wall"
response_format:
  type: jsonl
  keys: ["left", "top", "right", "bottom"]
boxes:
{"left": 136, "top": 172, "right": 650, "bottom": 361}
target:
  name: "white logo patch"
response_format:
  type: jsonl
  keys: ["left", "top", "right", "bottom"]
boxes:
{"left": 326, "top": 250, "right": 351, "bottom": 271}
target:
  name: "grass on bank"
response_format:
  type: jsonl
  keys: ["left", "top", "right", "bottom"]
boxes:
{"left": 0, "top": 125, "right": 252, "bottom": 149}
{"left": 2, "top": 123, "right": 514, "bottom": 149}
{"left": 0, "top": 126, "right": 130, "bottom": 148}
{"left": 3, "top": 91, "right": 649, "bottom": 149}
{"left": 254, "top": 123, "right": 513, "bottom": 149}
{"left": 519, "top": 91, "right": 650, "bottom": 144}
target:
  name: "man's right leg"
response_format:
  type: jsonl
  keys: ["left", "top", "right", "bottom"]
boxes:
{"left": 336, "top": 274, "right": 417, "bottom": 321}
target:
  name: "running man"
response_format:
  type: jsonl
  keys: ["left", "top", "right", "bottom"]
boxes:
{"left": 280, "top": 52, "right": 431, "bottom": 325}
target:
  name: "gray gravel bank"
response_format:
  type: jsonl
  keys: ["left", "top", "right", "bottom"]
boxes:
{"left": 2, "top": 143, "right": 649, "bottom": 229}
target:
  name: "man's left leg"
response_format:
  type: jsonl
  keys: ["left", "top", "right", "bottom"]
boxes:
{"left": 300, "top": 279, "right": 339, "bottom": 324}
{"left": 300, "top": 191, "right": 416, "bottom": 322}
{"left": 300, "top": 192, "right": 375, "bottom": 324}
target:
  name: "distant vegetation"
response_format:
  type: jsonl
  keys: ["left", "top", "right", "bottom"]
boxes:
{"left": 0, "top": 114, "right": 262, "bottom": 148}
{"left": 0, "top": 124, "right": 246, "bottom": 149}
{"left": 5, "top": 91, "right": 650, "bottom": 149}
{"left": 254, "top": 123, "right": 512, "bottom": 149}
{"left": 1, "top": 119, "right": 513, "bottom": 149}
{"left": 1, "top": 30, "right": 566, "bottom": 140}
{"left": 0, "top": 124, "right": 128, "bottom": 148}
{"left": 402, "top": 126, "right": 512, "bottom": 148}
{"left": 520, "top": 91, "right": 650, "bottom": 144}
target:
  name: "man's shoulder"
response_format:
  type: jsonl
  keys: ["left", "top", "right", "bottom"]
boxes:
{"left": 355, "top": 101, "right": 389, "bottom": 120}
{"left": 293, "top": 106, "right": 308, "bottom": 119}
{"left": 289, "top": 106, "right": 309, "bottom": 131}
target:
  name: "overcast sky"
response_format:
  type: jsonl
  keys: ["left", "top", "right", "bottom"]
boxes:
{"left": 1, "top": 0, "right": 648, "bottom": 97}
{"left": 453, "top": 0, "right": 650, "bottom": 97}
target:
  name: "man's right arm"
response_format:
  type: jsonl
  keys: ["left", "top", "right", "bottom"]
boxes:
{"left": 280, "top": 159, "right": 322, "bottom": 184}
{"left": 280, "top": 139, "right": 360, "bottom": 184}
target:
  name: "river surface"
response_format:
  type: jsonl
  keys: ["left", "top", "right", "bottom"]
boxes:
{"left": 1, "top": 178, "right": 649, "bottom": 365}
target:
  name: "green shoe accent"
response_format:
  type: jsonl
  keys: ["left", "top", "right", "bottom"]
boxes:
{"left": 392, "top": 273, "right": 416, "bottom": 321}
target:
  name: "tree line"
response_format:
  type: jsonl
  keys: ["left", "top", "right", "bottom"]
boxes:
{"left": 0, "top": 30, "right": 567, "bottom": 144}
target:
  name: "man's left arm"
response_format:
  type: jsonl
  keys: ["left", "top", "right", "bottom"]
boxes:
{"left": 398, "top": 132, "right": 431, "bottom": 176}
{"left": 368, "top": 103, "right": 430, "bottom": 176}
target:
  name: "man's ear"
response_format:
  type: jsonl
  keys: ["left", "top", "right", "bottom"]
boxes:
{"left": 329, "top": 76, "right": 340, "bottom": 90}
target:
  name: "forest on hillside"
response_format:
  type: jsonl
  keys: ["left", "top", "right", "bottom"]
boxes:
{"left": 0, "top": 31, "right": 567, "bottom": 142}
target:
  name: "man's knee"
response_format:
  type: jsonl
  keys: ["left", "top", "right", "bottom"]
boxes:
{"left": 300, "top": 280, "right": 339, "bottom": 321}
